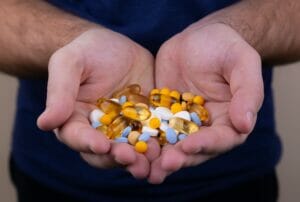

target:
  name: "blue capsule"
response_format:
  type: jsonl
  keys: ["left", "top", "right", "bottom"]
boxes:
{"left": 115, "top": 137, "right": 128, "bottom": 143}
{"left": 121, "top": 126, "right": 132, "bottom": 137}
{"left": 166, "top": 128, "right": 177, "bottom": 144}
{"left": 190, "top": 112, "right": 202, "bottom": 126}
{"left": 119, "top": 95, "right": 127, "bottom": 105}
{"left": 178, "top": 133, "right": 187, "bottom": 141}
{"left": 138, "top": 132, "right": 151, "bottom": 142}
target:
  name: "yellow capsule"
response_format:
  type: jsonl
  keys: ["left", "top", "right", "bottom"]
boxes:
{"left": 160, "top": 88, "right": 170, "bottom": 96}
{"left": 158, "top": 131, "right": 168, "bottom": 146}
{"left": 96, "top": 124, "right": 108, "bottom": 135}
{"left": 122, "top": 101, "right": 134, "bottom": 109}
{"left": 97, "top": 98, "right": 122, "bottom": 114}
{"left": 135, "top": 102, "right": 149, "bottom": 109}
{"left": 160, "top": 94, "right": 172, "bottom": 108}
{"left": 171, "top": 103, "right": 183, "bottom": 114}
{"left": 135, "top": 141, "right": 148, "bottom": 153}
{"left": 182, "top": 92, "right": 194, "bottom": 102}
{"left": 169, "top": 117, "right": 199, "bottom": 134}
{"left": 100, "top": 114, "right": 113, "bottom": 125}
{"left": 150, "top": 93, "right": 178, "bottom": 108}
{"left": 122, "top": 106, "right": 151, "bottom": 121}
{"left": 150, "top": 89, "right": 160, "bottom": 95}
{"left": 193, "top": 95, "right": 205, "bottom": 105}
{"left": 169, "top": 90, "right": 180, "bottom": 100}
{"left": 127, "top": 93, "right": 149, "bottom": 105}
{"left": 181, "top": 101, "right": 187, "bottom": 111}
{"left": 189, "top": 104, "right": 209, "bottom": 123}
{"left": 128, "top": 120, "right": 143, "bottom": 132}
{"left": 112, "top": 84, "right": 141, "bottom": 98}
{"left": 107, "top": 116, "right": 129, "bottom": 139}
{"left": 128, "top": 131, "right": 140, "bottom": 145}
{"left": 149, "top": 118, "right": 161, "bottom": 129}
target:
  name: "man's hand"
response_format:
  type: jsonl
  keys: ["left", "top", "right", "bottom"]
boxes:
{"left": 149, "top": 23, "right": 264, "bottom": 183}
{"left": 37, "top": 28, "right": 160, "bottom": 179}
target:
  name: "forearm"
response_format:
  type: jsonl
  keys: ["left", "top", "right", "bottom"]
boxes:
{"left": 0, "top": 0, "right": 97, "bottom": 77}
{"left": 197, "top": 0, "right": 300, "bottom": 64}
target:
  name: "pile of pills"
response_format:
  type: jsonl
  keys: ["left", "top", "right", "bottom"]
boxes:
{"left": 89, "top": 84, "right": 209, "bottom": 153}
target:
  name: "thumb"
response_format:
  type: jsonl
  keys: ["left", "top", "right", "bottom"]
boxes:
{"left": 37, "top": 48, "right": 84, "bottom": 131}
{"left": 228, "top": 49, "right": 264, "bottom": 134}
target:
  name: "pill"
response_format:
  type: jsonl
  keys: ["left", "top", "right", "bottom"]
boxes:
{"left": 97, "top": 98, "right": 122, "bottom": 114}
{"left": 193, "top": 95, "right": 205, "bottom": 105}
{"left": 121, "top": 126, "right": 132, "bottom": 137}
{"left": 169, "top": 90, "right": 180, "bottom": 100}
{"left": 158, "top": 131, "right": 168, "bottom": 146}
{"left": 122, "top": 101, "right": 134, "bottom": 109}
{"left": 173, "top": 111, "right": 191, "bottom": 121}
{"left": 128, "top": 131, "right": 140, "bottom": 145}
{"left": 135, "top": 141, "right": 148, "bottom": 153}
{"left": 106, "top": 116, "right": 128, "bottom": 139}
{"left": 150, "top": 88, "right": 160, "bottom": 95}
{"left": 138, "top": 132, "right": 151, "bottom": 142}
{"left": 100, "top": 114, "right": 113, "bottom": 125}
{"left": 110, "top": 98, "right": 120, "bottom": 104}
{"left": 142, "top": 126, "right": 159, "bottom": 136}
{"left": 89, "top": 109, "right": 105, "bottom": 123}
{"left": 112, "top": 84, "right": 141, "bottom": 98}
{"left": 178, "top": 133, "right": 187, "bottom": 141}
{"left": 149, "top": 117, "right": 161, "bottom": 129}
{"left": 182, "top": 92, "right": 194, "bottom": 102}
{"left": 166, "top": 128, "right": 178, "bottom": 144}
{"left": 154, "top": 107, "right": 173, "bottom": 120}
{"left": 115, "top": 137, "right": 128, "bottom": 143}
{"left": 160, "top": 87, "right": 170, "bottom": 95}
{"left": 119, "top": 95, "right": 127, "bottom": 105}
{"left": 96, "top": 124, "right": 108, "bottom": 134}
{"left": 127, "top": 93, "right": 149, "bottom": 105}
{"left": 122, "top": 106, "right": 151, "bottom": 121}
{"left": 171, "top": 103, "right": 183, "bottom": 114}
{"left": 159, "top": 121, "right": 169, "bottom": 132}
{"left": 169, "top": 117, "right": 199, "bottom": 134}
{"left": 190, "top": 112, "right": 202, "bottom": 126}
{"left": 189, "top": 104, "right": 209, "bottom": 122}
{"left": 91, "top": 121, "right": 101, "bottom": 129}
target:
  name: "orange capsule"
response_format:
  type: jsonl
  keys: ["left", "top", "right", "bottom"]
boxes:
{"left": 106, "top": 116, "right": 129, "bottom": 139}
{"left": 122, "top": 105, "right": 151, "bottom": 121}
{"left": 189, "top": 104, "right": 209, "bottom": 123}
{"left": 169, "top": 117, "right": 199, "bottom": 134}
{"left": 127, "top": 93, "right": 149, "bottom": 105}
{"left": 96, "top": 98, "right": 122, "bottom": 114}
{"left": 112, "top": 84, "right": 141, "bottom": 98}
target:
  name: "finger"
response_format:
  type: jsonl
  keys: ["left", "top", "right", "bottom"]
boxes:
{"left": 80, "top": 152, "right": 118, "bottom": 169}
{"left": 111, "top": 142, "right": 136, "bottom": 165}
{"left": 144, "top": 138, "right": 161, "bottom": 162}
{"left": 37, "top": 47, "right": 84, "bottom": 131}
{"left": 147, "top": 145, "right": 183, "bottom": 184}
{"left": 181, "top": 126, "right": 247, "bottom": 155}
{"left": 225, "top": 45, "right": 264, "bottom": 134}
{"left": 126, "top": 153, "right": 150, "bottom": 179}
{"left": 57, "top": 103, "right": 110, "bottom": 154}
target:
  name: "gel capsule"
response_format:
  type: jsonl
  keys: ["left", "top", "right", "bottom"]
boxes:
{"left": 189, "top": 104, "right": 209, "bottom": 123}
{"left": 106, "top": 116, "right": 129, "bottom": 139}
{"left": 149, "top": 93, "right": 179, "bottom": 108}
{"left": 96, "top": 98, "right": 122, "bottom": 115}
{"left": 169, "top": 117, "right": 199, "bottom": 134}
{"left": 112, "top": 84, "right": 141, "bottom": 98}
{"left": 122, "top": 105, "right": 151, "bottom": 121}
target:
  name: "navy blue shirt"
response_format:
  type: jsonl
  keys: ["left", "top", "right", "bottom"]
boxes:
{"left": 12, "top": 1, "right": 281, "bottom": 201}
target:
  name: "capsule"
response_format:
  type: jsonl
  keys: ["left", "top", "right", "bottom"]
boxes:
{"left": 149, "top": 93, "right": 179, "bottom": 108}
{"left": 96, "top": 98, "right": 122, "bottom": 115}
{"left": 189, "top": 104, "right": 209, "bottom": 123}
{"left": 169, "top": 117, "right": 199, "bottom": 134}
{"left": 122, "top": 105, "right": 151, "bottom": 121}
{"left": 112, "top": 84, "right": 141, "bottom": 98}
{"left": 106, "top": 116, "right": 129, "bottom": 139}
{"left": 127, "top": 93, "right": 149, "bottom": 105}
{"left": 158, "top": 130, "right": 168, "bottom": 146}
